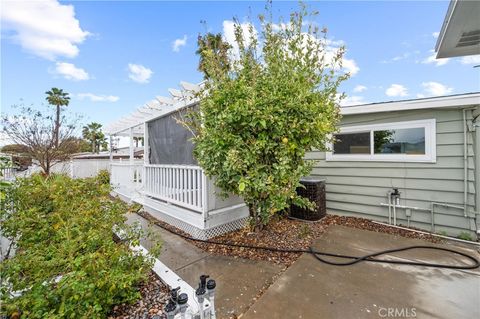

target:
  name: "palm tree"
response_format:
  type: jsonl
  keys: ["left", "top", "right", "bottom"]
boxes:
{"left": 45, "top": 88, "right": 70, "bottom": 147}
{"left": 82, "top": 122, "right": 107, "bottom": 153}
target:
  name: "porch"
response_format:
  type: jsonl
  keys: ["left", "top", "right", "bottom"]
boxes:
{"left": 110, "top": 162, "right": 249, "bottom": 239}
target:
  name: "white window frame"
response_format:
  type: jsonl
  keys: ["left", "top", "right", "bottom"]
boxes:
{"left": 326, "top": 119, "right": 436, "bottom": 163}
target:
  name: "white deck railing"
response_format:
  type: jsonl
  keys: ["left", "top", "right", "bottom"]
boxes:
{"left": 110, "top": 162, "right": 143, "bottom": 194}
{"left": 144, "top": 164, "right": 206, "bottom": 213}
{"left": 0, "top": 167, "right": 17, "bottom": 181}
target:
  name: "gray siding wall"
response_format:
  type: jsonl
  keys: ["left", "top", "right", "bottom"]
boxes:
{"left": 307, "top": 107, "right": 479, "bottom": 236}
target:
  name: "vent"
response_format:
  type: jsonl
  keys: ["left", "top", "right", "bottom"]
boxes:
{"left": 456, "top": 30, "right": 480, "bottom": 48}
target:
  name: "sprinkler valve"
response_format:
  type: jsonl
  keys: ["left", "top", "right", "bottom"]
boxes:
{"left": 206, "top": 279, "right": 217, "bottom": 319}
{"left": 177, "top": 292, "right": 189, "bottom": 318}
{"left": 196, "top": 275, "right": 209, "bottom": 319}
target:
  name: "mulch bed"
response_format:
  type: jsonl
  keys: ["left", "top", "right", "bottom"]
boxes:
{"left": 138, "top": 211, "right": 441, "bottom": 267}
{"left": 109, "top": 272, "right": 169, "bottom": 319}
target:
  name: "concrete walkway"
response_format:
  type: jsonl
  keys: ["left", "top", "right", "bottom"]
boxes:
{"left": 243, "top": 226, "right": 480, "bottom": 319}
{"left": 125, "top": 213, "right": 283, "bottom": 318}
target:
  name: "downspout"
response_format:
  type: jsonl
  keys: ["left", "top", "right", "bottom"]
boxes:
{"left": 463, "top": 108, "right": 468, "bottom": 218}
{"left": 473, "top": 109, "right": 480, "bottom": 236}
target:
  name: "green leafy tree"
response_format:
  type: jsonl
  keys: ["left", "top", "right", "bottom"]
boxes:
{"left": 45, "top": 88, "right": 70, "bottom": 147}
{"left": 82, "top": 122, "right": 108, "bottom": 153}
{"left": 189, "top": 4, "right": 349, "bottom": 230}
{"left": 196, "top": 32, "right": 232, "bottom": 79}
{"left": 0, "top": 174, "right": 160, "bottom": 318}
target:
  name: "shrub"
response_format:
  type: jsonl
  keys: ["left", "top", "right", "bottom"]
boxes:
{"left": 190, "top": 4, "right": 348, "bottom": 230}
{"left": 0, "top": 174, "right": 158, "bottom": 318}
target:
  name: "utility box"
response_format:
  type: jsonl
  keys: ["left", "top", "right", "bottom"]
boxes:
{"left": 290, "top": 177, "right": 326, "bottom": 221}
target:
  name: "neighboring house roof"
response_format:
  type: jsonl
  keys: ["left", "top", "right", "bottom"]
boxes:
{"left": 341, "top": 92, "right": 480, "bottom": 115}
{"left": 435, "top": 0, "right": 480, "bottom": 58}
{"left": 72, "top": 149, "right": 144, "bottom": 160}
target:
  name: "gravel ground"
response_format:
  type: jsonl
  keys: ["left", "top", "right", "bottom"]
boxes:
{"left": 109, "top": 272, "right": 169, "bottom": 319}
{"left": 138, "top": 211, "right": 441, "bottom": 267}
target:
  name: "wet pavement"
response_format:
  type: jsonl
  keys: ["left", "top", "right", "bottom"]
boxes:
{"left": 242, "top": 225, "right": 480, "bottom": 319}
{"left": 125, "top": 213, "right": 284, "bottom": 318}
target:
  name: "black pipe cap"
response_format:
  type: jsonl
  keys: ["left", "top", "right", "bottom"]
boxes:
{"left": 200, "top": 274, "right": 209, "bottom": 288}
{"left": 177, "top": 293, "right": 188, "bottom": 305}
{"left": 196, "top": 286, "right": 206, "bottom": 296}
{"left": 207, "top": 279, "right": 216, "bottom": 290}
{"left": 164, "top": 301, "right": 177, "bottom": 312}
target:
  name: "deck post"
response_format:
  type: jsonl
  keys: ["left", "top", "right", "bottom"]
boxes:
{"left": 109, "top": 135, "right": 113, "bottom": 162}
{"left": 129, "top": 127, "right": 134, "bottom": 164}
{"left": 143, "top": 121, "right": 149, "bottom": 192}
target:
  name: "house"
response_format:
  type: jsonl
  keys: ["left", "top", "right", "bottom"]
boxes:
{"left": 309, "top": 93, "right": 480, "bottom": 237}
{"left": 105, "top": 0, "right": 480, "bottom": 239}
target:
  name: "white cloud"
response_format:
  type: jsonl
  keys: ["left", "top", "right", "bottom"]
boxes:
{"left": 420, "top": 81, "right": 453, "bottom": 97}
{"left": 353, "top": 85, "right": 367, "bottom": 93}
{"left": 385, "top": 84, "right": 408, "bottom": 97}
{"left": 381, "top": 52, "right": 411, "bottom": 63}
{"left": 341, "top": 57, "right": 360, "bottom": 76}
{"left": 222, "top": 20, "right": 359, "bottom": 75}
{"left": 222, "top": 20, "right": 258, "bottom": 59}
{"left": 77, "top": 93, "right": 119, "bottom": 102}
{"left": 422, "top": 50, "right": 449, "bottom": 66}
{"left": 432, "top": 32, "right": 440, "bottom": 39}
{"left": 172, "top": 35, "right": 187, "bottom": 52}
{"left": 1, "top": 0, "right": 89, "bottom": 60}
{"left": 54, "top": 62, "right": 89, "bottom": 80}
{"left": 460, "top": 55, "right": 480, "bottom": 65}
{"left": 128, "top": 63, "right": 153, "bottom": 84}
{"left": 340, "top": 95, "right": 368, "bottom": 106}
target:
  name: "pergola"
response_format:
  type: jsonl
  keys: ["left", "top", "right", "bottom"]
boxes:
{"left": 104, "top": 81, "right": 202, "bottom": 162}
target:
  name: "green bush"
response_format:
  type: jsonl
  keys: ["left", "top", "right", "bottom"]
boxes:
{"left": 191, "top": 4, "right": 348, "bottom": 230}
{"left": 0, "top": 174, "right": 158, "bottom": 318}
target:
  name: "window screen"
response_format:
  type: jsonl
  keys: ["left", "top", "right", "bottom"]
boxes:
{"left": 333, "top": 132, "right": 371, "bottom": 154}
{"left": 147, "top": 111, "right": 197, "bottom": 165}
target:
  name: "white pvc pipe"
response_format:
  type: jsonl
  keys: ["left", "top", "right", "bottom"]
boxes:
{"left": 463, "top": 108, "right": 468, "bottom": 217}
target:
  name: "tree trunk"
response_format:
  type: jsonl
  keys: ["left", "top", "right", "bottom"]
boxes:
{"left": 249, "top": 203, "right": 264, "bottom": 232}
{"left": 54, "top": 105, "right": 60, "bottom": 148}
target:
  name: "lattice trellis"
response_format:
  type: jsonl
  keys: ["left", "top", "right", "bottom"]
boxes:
{"left": 144, "top": 207, "right": 248, "bottom": 240}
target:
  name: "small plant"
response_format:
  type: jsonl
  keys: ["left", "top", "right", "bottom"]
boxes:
{"left": 297, "top": 224, "right": 312, "bottom": 240}
{"left": 437, "top": 230, "right": 448, "bottom": 237}
{"left": 96, "top": 169, "right": 110, "bottom": 185}
{"left": 0, "top": 173, "right": 160, "bottom": 318}
{"left": 457, "top": 231, "right": 474, "bottom": 241}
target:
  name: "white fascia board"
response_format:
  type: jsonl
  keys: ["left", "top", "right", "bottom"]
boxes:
{"left": 341, "top": 93, "right": 480, "bottom": 116}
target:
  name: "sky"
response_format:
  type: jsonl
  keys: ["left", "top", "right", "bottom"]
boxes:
{"left": 1, "top": 0, "right": 480, "bottom": 143}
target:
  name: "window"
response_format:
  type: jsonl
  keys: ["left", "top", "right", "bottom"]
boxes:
{"left": 326, "top": 119, "right": 436, "bottom": 162}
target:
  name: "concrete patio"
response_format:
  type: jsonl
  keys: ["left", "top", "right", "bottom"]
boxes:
{"left": 125, "top": 213, "right": 284, "bottom": 318}
{"left": 127, "top": 213, "right": 480, "bottom": 318}
{"left": 243, "top": 225, "right": 480, "bottom": 319}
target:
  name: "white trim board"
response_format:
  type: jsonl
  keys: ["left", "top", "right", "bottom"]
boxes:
{"left": 341, "top": 93, "right": 480, "bottom": 116}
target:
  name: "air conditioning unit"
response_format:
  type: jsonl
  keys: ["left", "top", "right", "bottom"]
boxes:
{"left": 290, "top": 177, "right": 326, "bottom": 221}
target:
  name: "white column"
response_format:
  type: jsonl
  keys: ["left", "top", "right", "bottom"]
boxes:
{"left": 144, "top": 123, "right": 149, "bottom": 165}
{"left": 129, "top": 127, "right": 134, "bottom": 164}
{"left": 109, "top": 135, "right": 114, "bottom": 162}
